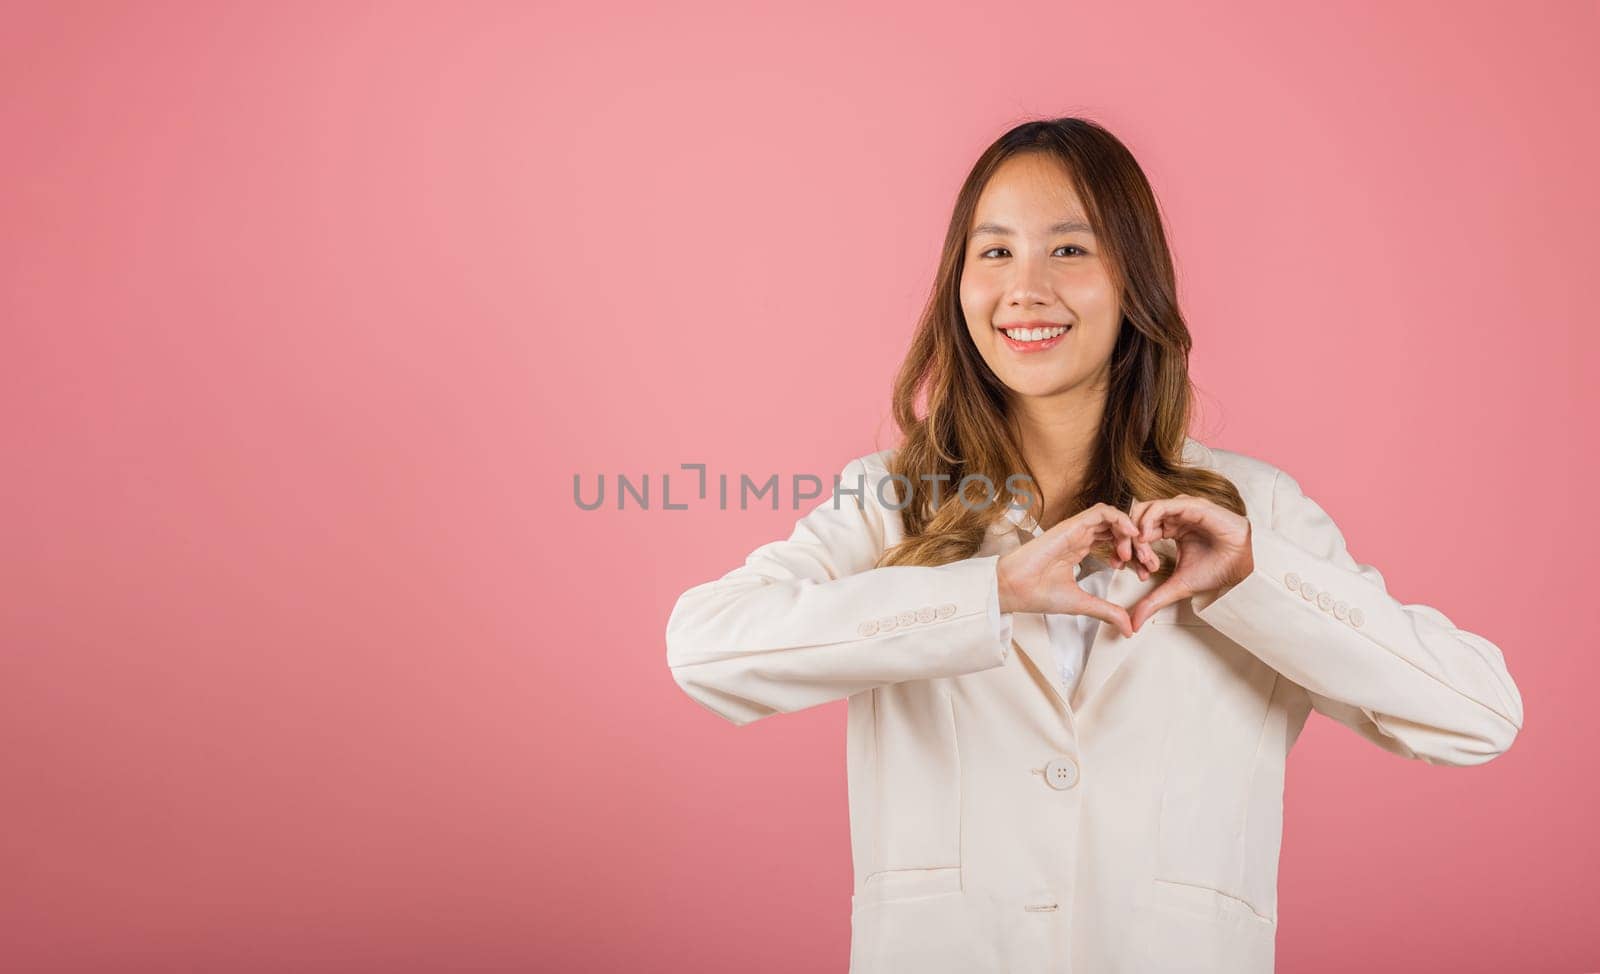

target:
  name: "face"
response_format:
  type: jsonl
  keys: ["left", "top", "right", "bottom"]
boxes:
{"left": 961, "top": 153, "right": 1122, "bottom": 401}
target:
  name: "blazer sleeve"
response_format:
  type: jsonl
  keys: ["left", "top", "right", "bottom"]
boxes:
{"left": 1190, "top": 467, "right": 1524, "bottom": 766}
{"left": 664, "top": 456, "right": 1015, "bottom": 726}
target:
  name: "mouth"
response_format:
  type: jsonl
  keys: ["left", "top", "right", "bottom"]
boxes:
{"left": 996, "top": 323, "right": 1071, "bottom": 353}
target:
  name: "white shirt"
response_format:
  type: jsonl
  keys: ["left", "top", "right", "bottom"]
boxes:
{"left": 987, "top": 503, "right": 1116, "bottom": 701}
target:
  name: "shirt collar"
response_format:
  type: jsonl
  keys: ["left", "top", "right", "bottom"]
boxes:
{"left": 1003, "top": 501, "right": 1040, "bottom": 535}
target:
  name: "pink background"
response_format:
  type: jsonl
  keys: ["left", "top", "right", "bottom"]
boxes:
{"left": 3, "top": 2, "right": 1595, "bottom": 971}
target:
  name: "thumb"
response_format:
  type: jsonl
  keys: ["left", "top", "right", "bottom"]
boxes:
{"left": 1075, "top": 595, "right": 1133, "bottom": 640}
{"left": 1128, "top": 581, "right": 1189, "bottom": 632}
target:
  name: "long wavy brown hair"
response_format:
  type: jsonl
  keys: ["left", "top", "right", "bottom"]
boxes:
{"left": 876, "top": 116, "right": 1243, "bottom": 571}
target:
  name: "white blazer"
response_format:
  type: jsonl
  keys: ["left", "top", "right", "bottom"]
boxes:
{"left": 664, "top": 437, "right": 1523, "bottom": 973}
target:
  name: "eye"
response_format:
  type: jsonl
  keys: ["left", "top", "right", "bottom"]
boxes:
{"left": 977, "top": 245, "right": 1088, "bottom": 259}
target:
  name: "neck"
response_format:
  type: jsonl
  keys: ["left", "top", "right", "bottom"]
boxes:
{"left": 1007, "top": 383, "right": 1107, "bottom": 531}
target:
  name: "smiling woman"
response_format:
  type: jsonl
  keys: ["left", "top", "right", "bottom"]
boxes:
{"left": 964, "top": 160, "right": 1117, "bottom": 377}
{"left": 876, "top": 121, "right": 1242, "bottom": 587}
{"left": 663, "top": 116, "right": 1523, "bottom": 974}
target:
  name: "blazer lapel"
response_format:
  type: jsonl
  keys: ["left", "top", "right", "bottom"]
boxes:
{"left": 1009, "top": 609, "right": 1071, "bottom": 713}
{"left": 986, "top": 523, "right": 1140, "bottom": 718}
{"left": 1009, "top": 556, "right": 1153, "bottom": 719}
{"left": 1071, "top": 438, "right": 1217, "bottom": 714}
{"left": 1069, "top": 560, "right": 1140, "bottom": 715}
{"left": 980, "top": 523, "right": 1073, "bottom": 713}
{"left": 1070, "top": 535, "right": 1181, "bottom": 715}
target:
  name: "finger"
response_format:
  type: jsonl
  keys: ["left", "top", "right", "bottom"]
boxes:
{"left": 1157, "top": 507, "right": 1212, "bottom": 545}
{"left": 1105, "top": 507, "right": 1140, "bottom": 564}
{"left": 1132, "top": 504, "right": 1164, "bottom": 570}
{"left": 1151, "top": 497, "right": 1223, "bottom": 539}
{"left": 1077, "top": 595, "right": 1134, "bottom": 640}
{"left": 1068, "top": 504, "right": 1118, "bottom": 544}
{"left": 1126, "top": 502, "right": 1152, "bottom": 546}
{"left": 1083, "top": 504, "right": 1138, "bottom": 564}
{"left": 1123, "top": 504, "right": 1150, "bottom": 577}
{"left": 1139, "top": 498, "right": 1202, "bottom": 545}
{"left": 1087, "top": 520, "right": 1126, "bottom": 570}
{"left": 1136, "top": 499, "right": 1171, "bottom": 543}
{"left": 1137, "top": 536, "right": 1158, "bottom": 573}
{"left": 1089, "top": 502, "right": 1131, "bottom": 532}
{"left": 1128, "top": 580, "right": 1188, "bottom": 631}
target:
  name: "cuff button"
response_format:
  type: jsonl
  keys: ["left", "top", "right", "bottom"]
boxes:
{"left": 936, "top": 603, "right": 957, "bottom": 619}
{"left": 1333, "top": 600, "right": 1349, "bottom": 620}
{"left": 1348, "top": 607, "right": 1365, "bottom": 628}
{"left": 916, "top": 606, "right": 935, "bottom": 623}
{"left": 1284, "top": 571, "right": 1302, "bottom": 590}
{"left": 1299, "top": 580, "right": 1317, "bottom": 600}
{"left": 896, "top": 610, "right": 916, "bottom": 627}
{"left": 878, "top": 616, "right": 898, "bottom": 632}
{"left": 858, "top": 620, "right": 879, "bottom": 636}
{"left": 1316, "top": 591, "right": 1333, "bottom": 611}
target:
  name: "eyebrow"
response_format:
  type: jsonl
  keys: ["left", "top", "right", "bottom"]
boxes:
{"left": 970, "top": 219, "right": 1095, "bottom": 237}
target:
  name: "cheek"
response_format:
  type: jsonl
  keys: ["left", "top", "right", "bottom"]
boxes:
{"left": 958, "top": 276, "right": 981, "bottom": 309}
{"left": 959, "top": 283, "right": 990, "bottom": 336}
{"left": 1061, "top": 267, "right": 1115, "bottom": 306}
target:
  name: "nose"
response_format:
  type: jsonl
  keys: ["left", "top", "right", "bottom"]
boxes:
{"left": 1004, "top": 259, "right": 1054, "bottom": 307}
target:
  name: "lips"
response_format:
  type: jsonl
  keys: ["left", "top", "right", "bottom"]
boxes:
{"left": 996, "top": 321, "right": 1071, "bottom": 332}
{"left": 998, "top": 323, "right": 1071, "bottom": 354}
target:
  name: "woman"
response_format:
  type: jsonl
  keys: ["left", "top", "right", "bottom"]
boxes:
{"left": 663, "top": 117, "right": 1522, "bottom": 973}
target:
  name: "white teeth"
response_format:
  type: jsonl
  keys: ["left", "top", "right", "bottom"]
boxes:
{"left": 1002, "top": 325, "right": 1068, "bottom": 341}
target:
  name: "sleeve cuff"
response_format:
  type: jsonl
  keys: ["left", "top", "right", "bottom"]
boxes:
{"left": 987, "top": 558, "right": 1016, "bottom": 653}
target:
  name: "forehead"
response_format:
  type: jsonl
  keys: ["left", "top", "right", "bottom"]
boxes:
{"left": 970, "top": 154, "right": 1090, "bottom": 232}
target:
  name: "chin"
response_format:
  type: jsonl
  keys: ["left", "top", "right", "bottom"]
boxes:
{"left": 1002, "top": 374, "right": 1079, "bottom": 398}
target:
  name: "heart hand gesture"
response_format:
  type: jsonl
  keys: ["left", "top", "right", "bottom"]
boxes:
{"left": 1124, "top": 494, "right": 1255, "bottom": 631}
{"left": 995, "top": 503, "right": 1158, "bottom": 639}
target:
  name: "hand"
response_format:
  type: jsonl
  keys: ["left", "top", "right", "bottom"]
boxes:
{"left": 1125, "top": 494, "right": 1255, "bottom": 631}
{"left": 996, "top": 503, "right": 1160, "bottom": 639}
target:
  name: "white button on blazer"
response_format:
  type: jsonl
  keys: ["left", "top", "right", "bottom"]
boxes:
{"left": 665, "top": 436, "right": 1523, "bottom": 973}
